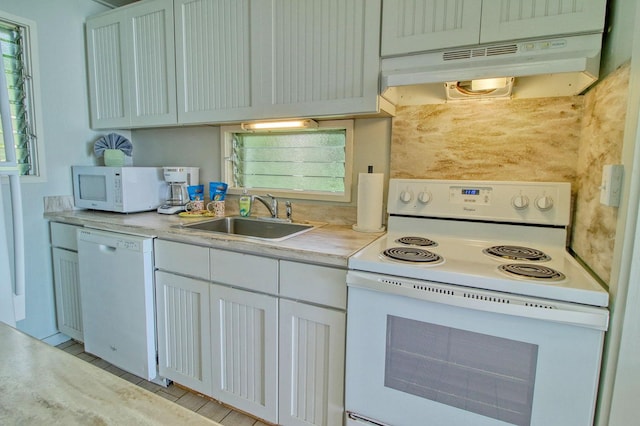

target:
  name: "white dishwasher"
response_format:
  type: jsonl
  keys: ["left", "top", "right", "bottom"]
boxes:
{"left": 77, "top": 228, "right": 157, "bottom": 381}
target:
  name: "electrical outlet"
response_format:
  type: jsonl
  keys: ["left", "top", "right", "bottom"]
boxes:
{"left": 600, "top": 164, "right": 624, "bottom": 207}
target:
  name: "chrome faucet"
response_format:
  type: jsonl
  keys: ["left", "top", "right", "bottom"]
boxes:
{"left": 252, "top": 194, "right": 278, "bottom": 218}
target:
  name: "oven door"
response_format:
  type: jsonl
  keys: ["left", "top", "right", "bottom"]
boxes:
{"left": 345, "top": 274, "right": 606, "bottom": 426}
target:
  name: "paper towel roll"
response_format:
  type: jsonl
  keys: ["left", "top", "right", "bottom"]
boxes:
{"left": 353, "top": 172, "right": 385, "bottom": 232}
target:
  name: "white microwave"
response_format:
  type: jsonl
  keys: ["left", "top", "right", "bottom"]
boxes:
{"left": 72, "top": 166, "right": 166, "bottom": 213}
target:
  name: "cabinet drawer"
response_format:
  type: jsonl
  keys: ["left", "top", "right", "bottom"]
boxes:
{"left": 280, "top": 261, "right": 347, "bottom": 310}
{"left": 155, "top": 240, "right": 209, "bottom": 280}
{"left": 210, "top": 249, "right": 278, "bottom": 295}
{"left": 50, "top": 222, "right": 81, "bottom": 251}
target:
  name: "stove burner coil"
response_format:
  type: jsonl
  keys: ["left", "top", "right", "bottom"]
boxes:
{"left": 484, "top": 245, "right": 551, "bottom": 262}
{"left": 395, "top": 236, "right": 438, "bottom": 247}
{"left": 499, "top": 264, "right": 565, "bottom": 281}
{"left": 382, "top": 247, "right": 443, "bottom": 264}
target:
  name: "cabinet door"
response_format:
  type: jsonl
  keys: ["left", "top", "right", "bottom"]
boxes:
{"left": 279, "top": 299, "right": 345, "bottom": 426}
{"left": 155, "top": 271, "right": 212, "bottom": 395}
{"left": 86, "top": 0, "right": 176, "bottom": 129}
{"left": 86, "top": 10, "right": 130, "bottom": 129}
{"left": 52, "top": 248, "right": 83, "bottom": 342}
{"left": 381, "top": 0, "right": 482, "bottom": 56}
{"left": 210, "top": 284, "right": 278, "bottom": 424}
{"left": 175, "top": 0, "right": 256, "bottom": 124}
{"left": 480, "top": 0, "right": 607, "bottom": 44}
{"left": 253, "top": 0, "right": 382, "bottom": 118}
{"left": 126, "top": 0, "right": 177, "bottom": 126}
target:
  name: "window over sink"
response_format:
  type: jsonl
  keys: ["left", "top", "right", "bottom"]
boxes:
{"left": 221, "top": 120, "right": 353, "bottom": 202}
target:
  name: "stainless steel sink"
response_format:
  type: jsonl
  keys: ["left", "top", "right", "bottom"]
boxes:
{"left": 181, "top": 216, "right": 314, "bottom": 240}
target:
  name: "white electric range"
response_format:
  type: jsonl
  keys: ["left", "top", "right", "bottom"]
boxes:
{"left": 345, "top": 179, "right": 609, "bottom": 426}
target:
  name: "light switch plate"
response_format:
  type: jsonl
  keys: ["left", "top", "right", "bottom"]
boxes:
{"left": 600, "top": 164, "right": 624, "bottom": 207}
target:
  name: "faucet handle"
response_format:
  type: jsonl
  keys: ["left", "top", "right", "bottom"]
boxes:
{"left": 285, "top": 201, "right": 292, "bottom": 221}
{"left": 263, "top": 193, "right": 278, "bottom": 218}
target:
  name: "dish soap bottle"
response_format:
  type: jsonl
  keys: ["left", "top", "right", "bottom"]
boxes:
{"left": 239, "top": 189, "right": 252, "bottom": 217}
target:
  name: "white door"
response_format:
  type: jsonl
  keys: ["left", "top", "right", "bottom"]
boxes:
{"left": 480, "top": 0, "right": 607, "bottom": 44}
{"left": 86, "top": 10, "right": 130, "bottom": 129}
{"left": 381, "top": 0, "right": 482, "bottom": 56}
{"left": 126, "top": 0, "right": 177, "bottom": 126}
{"left": 279, "top": 299, "right": 346, "bottom": 426}
{"left": 210, "top": 284, "right": 278, "bottom": 424}
{"left": 253, "top": 0, "right": 382, "bottom": 118}
{"left": 52, "top": 248, "right": 83, "bottom": 341}
{"left": 155, "top": 271, "right": 213, "bottom": 395}
{"left": 175, "top": 0, "right": 255, "bottom": 124}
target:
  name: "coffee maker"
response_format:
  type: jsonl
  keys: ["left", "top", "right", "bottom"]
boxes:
{"left": 157, "top": 166, "right": 199, "bottom": 214}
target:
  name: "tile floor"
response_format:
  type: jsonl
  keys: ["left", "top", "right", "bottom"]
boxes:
{"left": 56, "top": 340, "right": 270, "bottom": 426}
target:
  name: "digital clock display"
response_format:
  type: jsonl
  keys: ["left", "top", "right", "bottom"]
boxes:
{"left": 461, "top": 188, "right": 480, "bottom": 195}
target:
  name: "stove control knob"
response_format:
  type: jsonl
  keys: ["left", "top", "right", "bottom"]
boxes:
{"left": 535, "top": 195, "right": 554, "bottom": 211}
{"left": 400, "top": 190, "right": 413, "bottom": 203}
{"left": 511, "top": 195, "right": 529, "bottom": 210}
{"left": 418, "top": 191, "right": 432, "bottom": 204}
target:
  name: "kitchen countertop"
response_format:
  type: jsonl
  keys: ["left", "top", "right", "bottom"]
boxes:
{"left": 44, "top": 210, "right": 385, "bottom": 267}
{"left": 0, "top": 322, "right": 219, "bottom": 425}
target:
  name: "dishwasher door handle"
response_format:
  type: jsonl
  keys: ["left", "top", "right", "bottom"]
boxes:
{"left": 99, "top": 244, "right": 117, "bottom": 253}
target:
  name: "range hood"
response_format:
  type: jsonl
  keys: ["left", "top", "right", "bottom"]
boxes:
{"left": 381, "top": 33, "right": 603, "bottom": 105}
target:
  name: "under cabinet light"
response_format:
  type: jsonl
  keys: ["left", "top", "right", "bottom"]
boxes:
{"left": 241, "top": 119, "right": 319, "bottom": 131}
{"left": 471, "top": 77, "right": 510, "bottom": 91}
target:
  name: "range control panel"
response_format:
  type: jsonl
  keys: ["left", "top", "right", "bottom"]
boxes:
{"left": 388, "top": 179, "right": 571, "bottom": 226}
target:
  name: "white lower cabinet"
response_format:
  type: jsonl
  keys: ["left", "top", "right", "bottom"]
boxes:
{"left": 51, "top": 222, "right": 83, "bottom": 342}
{"left": 155, "top": 270, "right": 213, "bottom": 395}
{"left": 154, "top": 239, "right": 347, "bottom": 425}
{"left": 210, "top": 284, "right": 279, "bottom": 424}
{"left": 279, "top": 299, "right": 346, "bottom": 426}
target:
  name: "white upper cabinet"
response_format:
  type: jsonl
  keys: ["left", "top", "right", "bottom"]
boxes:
{"left": 480, "top": 0, "right": 608, "bottom": 44}
{"left": 86, "top": 12, "right": 129, "bottom": 128}
{"left": 381, "top": 0, "right": 607, "bottom": 57}
{"left": 175, "top": 0, "right": 257, "bottom": 124}
{"left": 253, "top": 0, "right": 382, "bottom": 118}
{"left": 87, "top": 0, "right": 177, "bottom": 128}
{"left": 381, "top": 0, "right": 482, "bottom": 56}
{"left": 88, "top": 0, "right": 384, "bottom": 128}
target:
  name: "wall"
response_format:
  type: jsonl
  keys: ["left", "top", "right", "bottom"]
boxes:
{"left": 572, "top": 62, "right": 630, "bottom": 284}
{"left": 0, "top": 0, "right": 109, "bottom": 340}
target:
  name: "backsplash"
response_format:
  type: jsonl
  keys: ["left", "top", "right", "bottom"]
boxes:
{"left": 389, "top": 64, "right": 630, "bottom": 285}
{"left": 571, "top": 62, "right": 630, "bottom": 284}
{"left": 390, "top": 97, "right": 583, "bottom": 182}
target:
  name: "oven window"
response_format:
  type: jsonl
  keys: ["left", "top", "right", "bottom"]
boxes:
{"left": 385, "top": 315, "right": 538, "bottom": 426}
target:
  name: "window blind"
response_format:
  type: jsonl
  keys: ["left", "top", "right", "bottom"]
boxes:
{"left": 0, "top": 20, "right": 35, "bottom": 175}
{"left": 232, "top": 130, "right": 347, "bottom": 193}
